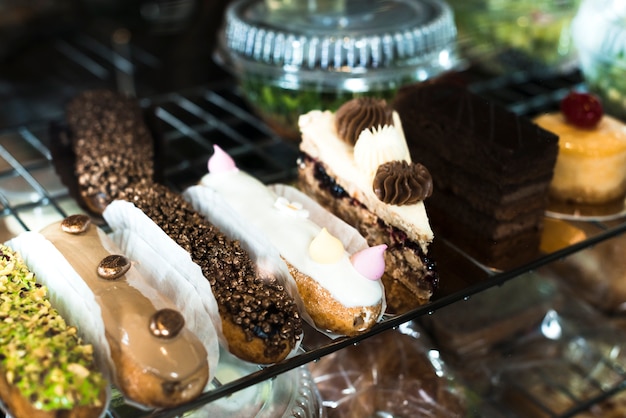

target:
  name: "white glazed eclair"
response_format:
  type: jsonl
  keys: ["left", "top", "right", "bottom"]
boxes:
{"left": 188, "top": 145, "right": 387, "bottom": 336}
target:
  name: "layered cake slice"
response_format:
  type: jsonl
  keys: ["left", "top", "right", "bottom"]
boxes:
{"left": 298, "top": 98, "right": 438, "bottom": 314}
{"left": 392, "top": 81, "right": 559, "bottom": 270}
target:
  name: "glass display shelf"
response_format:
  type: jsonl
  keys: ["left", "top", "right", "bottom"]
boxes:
{"left": 2, "top": 67, "right": 626, "bottom": 417}
{"left": 1, "top": 17, "right": 625, "bottom": 417}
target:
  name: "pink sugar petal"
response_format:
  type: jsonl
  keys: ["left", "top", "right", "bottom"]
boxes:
{"left": 208, "top": 145, "right": 238, "bottom": 173}
{"left": 350, "top": 244, "right": 387, "bottom": 281}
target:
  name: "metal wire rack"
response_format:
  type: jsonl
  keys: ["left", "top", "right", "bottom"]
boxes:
{"left": 3, "top": 28, "right": 626, "bottom": 417}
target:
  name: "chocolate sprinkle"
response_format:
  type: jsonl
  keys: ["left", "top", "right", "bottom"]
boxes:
{"left": 66, "top": 90, "right": 155, "bottom": 215}
{"left": 118, "top": 184, "right": 302, "bottom": 359}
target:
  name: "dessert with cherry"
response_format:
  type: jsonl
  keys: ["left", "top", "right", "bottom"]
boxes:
{"left": 534, "top": 91, "right": 626, "bottom": 206}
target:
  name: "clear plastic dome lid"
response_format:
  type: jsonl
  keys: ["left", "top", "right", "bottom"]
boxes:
{"left": 217, "top": 0, "right": 460, "bottom": 90}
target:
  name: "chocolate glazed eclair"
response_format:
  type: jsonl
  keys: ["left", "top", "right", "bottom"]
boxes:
{"left": 65, "top": 89, "right": 156, "bottom": 216}
{"left": 112, "top": 184, "right": 303, "bottom": 364}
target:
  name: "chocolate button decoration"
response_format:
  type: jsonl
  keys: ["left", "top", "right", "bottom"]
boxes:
{"left": 97, "top": 254, "right": 131, "bottom": 280}
{"left": 61, "top": 214, "right": 91, "bottom": 234}
{"left": 149, "top": 309, "right": 185, "bottom": 339}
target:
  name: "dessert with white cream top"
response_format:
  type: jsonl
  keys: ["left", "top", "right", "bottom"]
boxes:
{"left": 192, "top": 145, "right": 386, "bottom": 336}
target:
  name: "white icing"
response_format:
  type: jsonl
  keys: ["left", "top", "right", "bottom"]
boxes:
{"left": 198, "top": 171, "right": 384, "bottom": 308}
{"left": 274, "top": 196, "right": 310, "bottom": 218}
{"left": 299, "top": 110, "right": 434, "bottom": 251}
{"left": 354, "top": 124, "right": 411, "bottom": 179}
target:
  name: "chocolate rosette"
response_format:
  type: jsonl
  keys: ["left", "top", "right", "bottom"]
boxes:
{"left": 373, "top": 160, "right": 433, "bottom": 205}
{"left": 335, "top": 97, "right": 394, "bottom": 145}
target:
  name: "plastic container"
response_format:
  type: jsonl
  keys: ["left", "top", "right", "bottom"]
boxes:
{"left": 572, "top": 0, "right": 626, "bottom": 121}
{"left": 190, "top": 350, "right": 326, "bottom": 417}
{"left": 447, "top": 0, "right": 581, "bottom": 74}
{"left": 214, "top": 0, "right": 462, "bottom": 140}
{"left": 309, "top": 321, "right": 476, "bottom": 417}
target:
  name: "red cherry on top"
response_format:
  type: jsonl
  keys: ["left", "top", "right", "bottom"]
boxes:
{"left": 560, "top": 91, "right": 603, "bottom": 129}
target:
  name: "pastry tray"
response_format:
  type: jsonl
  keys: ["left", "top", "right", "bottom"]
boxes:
{"left": 2, "top": 30, "right": 626, "bottom": 418}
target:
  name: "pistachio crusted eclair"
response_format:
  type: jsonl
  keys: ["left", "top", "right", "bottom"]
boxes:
{"left": 0, "top": 244, "right": 108, "bottom": 418}
{"left": 112, "top": 183, "right": 303, "bottom": 364}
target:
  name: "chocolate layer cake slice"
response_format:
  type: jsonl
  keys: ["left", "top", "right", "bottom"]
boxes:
{"left": 298, "top": 98, "right": 438, "bottom": 314}
{"left": 393, "top": 82, "right": 559, "bottom": 270}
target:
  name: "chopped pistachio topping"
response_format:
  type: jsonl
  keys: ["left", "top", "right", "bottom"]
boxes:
{"left": 0, "top": 244, "right": 107, "bottom": 411}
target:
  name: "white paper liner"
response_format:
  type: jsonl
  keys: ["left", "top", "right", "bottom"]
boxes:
{"left": 6, "top": 232, "right": 113, "bottom": 416}
{"left": 103, "top": 200, "right": 224, "bottom": 351}
{"left": 109, "top": 228, "right": 221, "bottom": 384}
{"left": 182, "top": 185, "right": 312, "bottom": 336}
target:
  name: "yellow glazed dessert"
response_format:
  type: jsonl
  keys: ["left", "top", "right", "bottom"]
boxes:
{"left": 534, "top": 91, "right": 626, "bottom": 204}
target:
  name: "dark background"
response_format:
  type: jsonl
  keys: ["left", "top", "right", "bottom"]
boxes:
{"left": 0, "top": 0, "right": 234, "bottom": 129}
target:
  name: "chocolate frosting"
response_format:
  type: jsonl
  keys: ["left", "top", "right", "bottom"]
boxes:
{"left": 335, "top": 98, "right": 394, "bottom": 145}
{"left": 373, "top": 160, "right": 433, "bottom": 205}
{"left": 392, "top": 82, "right": 559, "bottom": 180}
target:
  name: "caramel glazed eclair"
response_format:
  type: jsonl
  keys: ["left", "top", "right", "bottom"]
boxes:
{"left": 111, "top": 184, "right": 303, "bottom": 364}
{"left": 0, "top": 242, "right": 108, "bottom": 418}
{"left": 8, "top": 214, "right": 212, "bottom": 410}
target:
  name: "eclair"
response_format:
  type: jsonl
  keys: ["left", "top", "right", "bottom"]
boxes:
{"left": 0, "top": 242, "right": 109, "bottom": 418}
{"left": 66, "top": 90, "right": 155, "bottom": 215}
{"left": 189, "top": 145, "right": 387, "bottom": 336}
{"left": 105, "top": 184, "right": 304, "bottom": 364}
{"left": 8, "top": 214, "right": 211, "bottom": 409}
